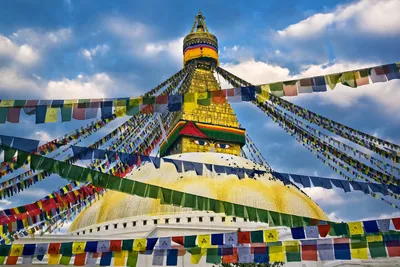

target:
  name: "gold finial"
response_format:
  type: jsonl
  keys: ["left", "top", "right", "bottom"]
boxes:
{"left": 190, "top": 11, "right": 209, "bottom": 33}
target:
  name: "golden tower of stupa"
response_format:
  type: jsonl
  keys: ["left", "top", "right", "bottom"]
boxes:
{"left": 69, "top": 13, "right": 327, "bottom": 233}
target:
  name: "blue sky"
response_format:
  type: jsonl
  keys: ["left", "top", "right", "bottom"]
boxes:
{"left": 0, "top": 0, "right": 400, "bottom": 228}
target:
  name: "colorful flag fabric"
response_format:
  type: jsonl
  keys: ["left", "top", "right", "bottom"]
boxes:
{"left": 377, "top": 219, "right": 390, "bottom": 232}
{"left": 351, "top": 238, "right": 368, "bottom": 259}
{"left": 269, "top": 82, "right": 284, "bottom": 97}
{"left": 166, "top": 249, "right": 178, "bottom": 266}
{"left": 283, "top": 81, "right": 298, "bottom": 96}
{"left": 224, "top": 233, "right": 238, "bottom": 246}
{"left": 238, "top": 245, "right": 252, "bottom": 263}
{"left": 159, "top": 237, "right": 171, "bottom": 250}
{"left": 370, "top": 67, "right": 387, "bottom": 83}
{"left": 341, "top": 72, "right": 357, "bottom": 88}
{"left": 334, "top": 238, "right": 351, "bottom": 260}
{"left": 284, "top": 241, "right": 300, "bottom": 262}
{"left": 326, "top": 74, "right": 341, "bottom": 90}
{"left": 211, "top": 234, "right": 224, "bottom": 245}
{"left": 355, "top": 69, "right": 370, "bottom": 86}
{"left": 305, "top": 226, "right": 319, "bottom": 238}
{"left": 206, "top": 247, "right": 221, "bottom": 264}
{"left": 298, "top": 78, "right": 313, "bottom": 94}
{"left": 312, "top": 76, "right": 327, "bottom": 92}
{"left": 133, "top": 238, "right": 147, "bottom": 251}
{"left": 348, "top": 222, "right": 364, "bottom": 235}
{"left": 291, "top": 227, "right": 305, "bottom": 239}
{"left": 385, "top": 63, "right": 400, "bottom": 80}
{"left": 269, "top": 245, "right": 284, "bottom": 262}
{"left": 263, "top": 229, "right": 278, "bottom": 242}
{"left": 317, "top": 239, "right": 334, "bottom": 261}
{"left": 152, "top": 250, "right": 165, "bottom": 266}
{"left": 197, "top": 234, "right": 211, "bottom": 248}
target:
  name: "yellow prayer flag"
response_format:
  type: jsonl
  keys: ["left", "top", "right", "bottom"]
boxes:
{"left": 72, "top": 242, "right": 86, "bottom": 254}
{"left": 269, "top": 246, "right": 285, "bottom": 262}
{"left": 183, "top": 93, "right": 198, "bottom": 112}
{"left": 284, "top": 241, "right": 300, "bottom": 252}
{"left": 128, "top": 97, "right": 142, "bottom": 107}
{"left": 348, "top": 222, "right": 364, "bottom": 235}
{"left": 367, "top": 235, "right": 383, "bottom": 242}
{"left": 256, "top": 94, "right": 267, "bottom": 104}
{"left": 197, "top": 234, "right": 211, "bottom": 248}
{"left": 48, "top": 254, "right": 61, "bottom": 265}
{"left": 260, "top": 84, "right": 271, "bottom": 100}
{"left": 0, "top": 100, "right": 15, "bottom": 107}
{"left": 45, "top": 107, "right": 59, "bottom": 123}
{"left": 133, "top": 238, "right": 147, "bottom": 251}
{"left": 114, "top": 251, "right": 127, "bottom": 266}
{"left": 264, "top": 229, "right": 278, "bottom": 242}
{"left": 351, "top": 247, "right": 368, "bottom": 259}
{"left": 190, "top": 248, "right": 206, "bottom": 264}
{"left": 10, "top": 244, "right": 24, "bottom": 256}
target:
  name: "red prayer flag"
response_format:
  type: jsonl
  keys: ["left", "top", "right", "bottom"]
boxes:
{"left": 74, "top": 252, "right": 86, "bottom": 266}
{"left": 211, "top": 90, "right": 226, "bottom": 104}
{"left": 302, "top": 245, "right": 317, "bottom": 261}
{"left": 7, "top": 108, "right": 21, "bottom": 123}
{"left": 156, "top": 95, "right": 168, "bottom": 104}
{"left": 140, "top": 104, "right": 154, "bottom": 114}
{"left": 72, "top": 104, "right": 86, "bottom": 120}
{"left": 226, "top": 88, "right": 235, "bottom": 97}
{"left": 110, "top": 240, "right": 122, "bottom": 252}
{"left": 48, "top": 243, "right": 61, "bottom": 254}
{"left": 386, "top": 241, "right": 400, "bottom": 257}
{"left": 392, "top": 218, "right": 400, "bottom": 230}
{"left": 318, "top": 225, "right": 331, "bottom": 237}
{"left": 222, "top": 248, "right": 238, "bottom": 263}
{"left": 5, "top": 256, "right": 18, "bottom": 265}
{"left": 172, "top": 236, "right": 184, "bottom": 246}
{"left": 238, "top": 231, "right": 251, "bottom": 244}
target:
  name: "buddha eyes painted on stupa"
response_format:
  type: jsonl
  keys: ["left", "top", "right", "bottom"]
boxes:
{"left": 193, "top": 139, "right": 230, "bottom": 149}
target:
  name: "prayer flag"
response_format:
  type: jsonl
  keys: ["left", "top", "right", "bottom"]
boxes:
{"left": 152, "top": 250, "right": 165, "bottom": 266}
{"left": 133, "top": 238, "right": 146, "bottom": 251}
{"left": 221, "top": 247, "right": 237, "bottom": 264}
{"left": 351, "top": 238, "right": 368, "bottom": 259}
{"left": 254, "top": 246, "right": 269, "bottom": 263}
{"left": 284, "top": 241, "right": 301, "bottom": 262}
{"left": 5, "top": 256, "right": 18, "bottom": 265}
{"left": 291, "top": 227, "right": 305, "bottom": 239}
{"left": 166, "top": 249, "right": 178, "bottom": 266}
{"left": 362, "top": 220, "right": 379, "bottom": 233}
{"left": 10, "top": 244, "right": 23, "bottom": 256}
{"left": 386, "top": 241, "right": 400, "bottom": 257}
{"left": 269, "top": 245, "right": 284, "bottom": 262}
{"left": 238, "top": 231, "right": 251, "bottom": 244}
{"left": 168, "top": 94, "right": 182, "bottom": 111}
{"left": 355, "top": 69, "right": 370, "bottom": 86}
{"left": 385, "top": 63, "right": 400, "bottom": 80}
{"left": 377, "top": 219, "right": 390, "bottom": 232}
{"left": 226, "top": 88, "right": 241, "bottom": 103}
{"left": 269, "top": 82, "right": 284, "bottom": 97}
{"left": 312, "top": 76, "right": 327, "bottom": 92}
{"left": 211, "top": 234, "right": 224, "bottom": 245}
{"left": 59, "top": 255, "right": 71, "bottom": 265}
{"left": 126, "top": 251, "right": 138, "bottom": 267}
{"left": 100, "top": 252, "right": 112, "bottom": 266}
{"left": 48, "top": 254, "right": 61, "bottom": 265}
{"left": 183, "top": 93, "right": 198, "bottom": 112}
{"left": 317, "top": 239, "right": 334, "bottom": 261}
{"left": 283, "top": 81, "right": 298, "bottom": 96}
{"left": 260, "top": 84, "right": 271, "bottom": 100}
{"left": 190, "top": 247, "right": 206, "bottom": 264}
{"left": 211, "top": 90, "right": 226, "bottom": 104}
{"left": 7, "top": 108, "right": 21, "bottom": 123}
{"left": 238, "top": 245, "right": 252, "bottom": 263}
{"left": 392, "top": 217, "right": 400, "bottom": 230}
{"left": 301, "top": 240, "right": 317, "bottom": 261}
{"left": 263, "top": 229, "right": 278, "bottom": 242}
{"left": 348, "top": 221, "right": 364, "bottom": 235}
{"left": 325, "top": 73, "right": 341, "bottom": 90}
{"left": 224, "top": 232, "right": 238, "bottom": 245}
{"left": 305, "top": 226, "right": 319, "bottom": 238}
{"left": 370, "top": 66, "right": 387, "bottom": 83}
{"left": 97, "top": 241, "right": 110, "bottom": 253}
{"left": 206, "top": 248, "right": 221, "bottom": 264}
{"left": 73, "top": 101, "right": 87, "bottom": 120}
{"left": 318, "top": 224, "right": 330, "bottom": 237}
{"left": 334, "top": 238, "right": 351, "bottom": 260}
{"left": 184, "top": 236, "right": 196, "bottom": 248}
{"left": 341, "top": 71, "right": 357, "bottom": 88}
{"left": 298, "top": 78, "right": 313, "bottom": 93}
{"left": 198, "top": 234, "right": 211, "bottom": 248}
{"left": 159, "top": 237, "right": 171, "bottom": 249}
{"left": 113, "top": 251, "right": 127, "bottom": 266}
{"left": 74, "top": 253, "right": 86, "bottom": 266}
{"left": 250, "top": 230, "right": 264, "bottom": 243}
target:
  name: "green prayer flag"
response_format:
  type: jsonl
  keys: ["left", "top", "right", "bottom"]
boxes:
{"left": 269, "top": 82, "right": 284, "bottom": 97}
{"left": 0, "top": 256, "right": 6, "bottom": 265}
{"left": 223, "top": 202, "right": 234, "bottom": 216}
{"left": 60, "top": 255, "right": 71, "bottom": 265}
{"left": 160, "top": 188, "right": 172, "bottom": 204}
{"left": 172, "top": 191, "right": 183, "bottom": 206}
{"left": 333, "top": 223, "right": 349, "bottom": 236}
{"left": 133, "top": 181, "right": 147, "bottom": 197}
{"left": 286, "top": 251, "right": 301, "bottom": 262}
{"left": 0, "top": 245, "right": 11, "bottom": 256}
{"left": 146, "top": 185, "right": 159, "bottom": 199}
{"left": 250, "top": 230, "right": 264, "bottom": 243}
{"left": 184, "top": 235, "right": 197, "bottom": 248}
{"left": 368, "top": 242, "right": 387, "bottom": 258}
{"left": 121, "top": 179, "right": 135, "bottom": 194}
{"left": 4, "top": 148, "right": 16, "bottom": 162}
{"left": 60, "top": 242, "right": 73, "bottom": 256}
{"left": 206, "top": 248, "right": 221, "bottom": 264}
{"left": 122, "top": 240, "right": 134, "bottom": 251}
{"left": 61, "top": 106, "right": 72, "bottom": 122}
{"left": 16, "top": 150, "right": 29, "bottom": 167}
{"left": 234, "top": 204, "right": 245, "bottom": 218}
{"left": 126, "top": 251, "right": 138, "bottom": 267}
{"left": 142, "top": 96, "right": 155, "bottom": 105}
{"left": 257, "top": 209, "right": 268, "bottom": 223}
{"left": 269, "top": 211, "right": 281, "bottom": 226}
{"left": 0, "top": 108, "right": 7, "bottom": 124}
{"left": 184, "top": 194, "right": 195, "bottom": 208}
{"left": 247, "top": 207, "right": 257, "bottom": 222}
{"left": 281, "top": 214, "right": 293, "bottom": 227}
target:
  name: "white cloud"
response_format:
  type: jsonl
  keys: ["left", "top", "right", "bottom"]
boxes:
{"left": 221, "top": 60, "right": 291, "bottom": 85}
{"left": 45, "top": 73, "right": 114, "bottom": 99}
{"left": 105, "top": 16, "right": 148, "bottom": 41}
{"left": 81, "top": 44, "right": 110, "bottom": 61}
{"left": 0, "top": 35, "right": 39, "bottom": 66}
{"left": 19, "top": 188, "right": 50, "bottom": 197}
{"left": 0, "top": 199, "right": 12, "bottom": 210}
{"left": 0, "top": 67, "right": 40, "bottom": 92}
{"left": 143, "top": 37, "right": 183, "bottom": 62}
{"left": 221, "top": 45, "right": 254, "bottom": 62}
{"left": 303, "top": 187, "right": 345, "bottom": 206}
{"left": 277, "top": 0, "right": 400, "bottom": 39}
{"left": 361, "top": 211, "right": 400, "bottom": 221}
{"left": 327, "top": 211, "right": 347, "bottom": 222}
{"left": 10, "top": 28, "right": 72, "bottom": 48}
{"left": 32, "top": 131, "right": 53, "bottom": 142}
